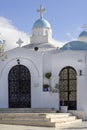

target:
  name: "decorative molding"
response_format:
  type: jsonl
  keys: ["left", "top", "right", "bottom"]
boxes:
{"left": 0, "top": 57, "right": 40, "bottom": 79}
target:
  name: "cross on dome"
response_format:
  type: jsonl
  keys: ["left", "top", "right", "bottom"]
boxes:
{"left": 37, "top": 4, "right": 45, "bottom": 19}
{"left": 82, "top": 24, "right": 87, "bottom": 31}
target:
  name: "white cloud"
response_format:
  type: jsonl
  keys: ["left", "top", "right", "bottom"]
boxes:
{"left": 66, "top": 33, "right": 75, "bottom": 40}
{"left": 66, "top": 33, "right": 77, "bottom": 42}
{"left": 0, "top": 16, "right": 29, "bottom": 51}
{"left": 52, "top": 39, "right": 65, "bottom": 48}
{"left": 0, "top": 16, "right": 67, "bottom": 51}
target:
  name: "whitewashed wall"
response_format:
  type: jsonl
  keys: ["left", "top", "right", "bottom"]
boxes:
{"left": 0, "top": 47, "right": 59, "bottom": 110}
{"left": 51, "top": 50, "right": 86, "bottom": 111}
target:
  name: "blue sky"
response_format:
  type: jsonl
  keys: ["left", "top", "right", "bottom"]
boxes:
{"left": 0, "top": 0, "right": 87, "bottom": 43}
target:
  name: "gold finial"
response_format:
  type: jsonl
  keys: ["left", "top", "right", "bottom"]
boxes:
{"left": 37, "top": 4, "right": 45, "bottom": 19}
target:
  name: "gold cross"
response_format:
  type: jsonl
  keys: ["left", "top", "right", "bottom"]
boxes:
{"left": 37, "top": 4, "right": 45, "bottom": 19}
{"left": 82, "top": 24, "right": 87, "bottom": 31}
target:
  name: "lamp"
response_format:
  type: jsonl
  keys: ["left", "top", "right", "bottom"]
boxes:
{"left": 79, "top": 70, "right": 82, "bottom": 76}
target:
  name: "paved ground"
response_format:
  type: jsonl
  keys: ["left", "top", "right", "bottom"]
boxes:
{"left": 0, "top": 122, "right": 87, "bottom": 130}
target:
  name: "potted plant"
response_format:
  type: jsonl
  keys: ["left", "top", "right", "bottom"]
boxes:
{"left": 44, "top": 72, "right": 52, "bottom": 91}
{"left": 45, "top": 72, "right": 52, "bottom": 79}
{"left": 43, "top": 84, "right": 49, "bottom": 91}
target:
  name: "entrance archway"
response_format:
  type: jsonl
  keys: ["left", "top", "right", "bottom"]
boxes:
{"left": 59, "top": 66, "right": 77, "bottom": 110}
{"left": 8, "top": 65, "right": 31, "bottom": 108}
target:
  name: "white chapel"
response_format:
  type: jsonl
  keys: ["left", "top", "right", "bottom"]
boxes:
{"left": 0, "top": 5, "right": 87, "bottom": 119}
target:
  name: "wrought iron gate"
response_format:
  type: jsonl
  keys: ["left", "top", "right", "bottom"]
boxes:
{"left": 8, "top": 65, "right": 31, "bottom": 108}
{"left": 59, "top": 67, "right": 77, "bottom": 110}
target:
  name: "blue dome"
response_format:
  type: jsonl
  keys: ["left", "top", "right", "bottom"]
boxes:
{"left": 61, "top": 41, "right": 87, "bottom": 50}
{"left": 78, "top": 31, "right": 87, "bottom": 37}
{"left": 33, "top": 18, "right": 51, "bottom": 28}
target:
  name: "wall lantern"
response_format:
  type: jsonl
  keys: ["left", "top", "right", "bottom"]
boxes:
{"left": 17, "top": 59, "right": 20, "bottom": 65}
{"left": 79, "top": 70, "right": 82, "bottom": 76}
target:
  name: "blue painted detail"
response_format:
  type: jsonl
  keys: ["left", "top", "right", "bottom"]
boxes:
{"left": 79, "top": 31, "right": 87, "bottom": 37}
{"left": 61, "top": 41, "right": 87, "bottom": 50}
{"left": 33, "top": 18, "right": 51, "bottom": 28}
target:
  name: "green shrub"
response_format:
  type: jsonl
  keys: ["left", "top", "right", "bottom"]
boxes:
{"left": 45, "top": 72, "right": 52, "bottom": 79}
{"left": 43, "top": 84, "right": 49, "bottom": 88}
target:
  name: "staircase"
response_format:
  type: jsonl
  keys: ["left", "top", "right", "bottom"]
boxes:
{"left": 0, "top": 108, "right": 82, "bottom": 128}
{"left": 46, "top": 113, "right": 82, "bottom": 128}
{"left": 0, "top": 108, "right": 55, "bottom": 113}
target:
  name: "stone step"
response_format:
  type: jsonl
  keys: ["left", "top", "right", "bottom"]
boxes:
{"left": 46, "top": 113, "right": 71, "bottom": 118}
{"left": 0, "top": 112, "right": 78, "bottom": 118}
{"left": 55, "top": 119, "right": 82, "bottom": 128}
{"left": 1, "top": 115, "right": 76, "bottom": 122}
{"left": 0, "top": 110, "right": 82, "bottom": 128}
{"left": 0, "top": 108, "right": 55, "bottom": 113}
{"left": 0, "top": 120, "right": 55, "bottom": 127}
{"left": 0, "top": 113, "right": 54, "bottom": 127}
{"left": 0, "top": 113, "right": 46, "bottom": 118}
{"left": 0, "top": 113, "right": 76, "bottom": 122}
{"left": 0, "top": 117, "right": 49, "bottom": 121}
{"left": 68, "top": 110, "right": 84, "bottom": 119}
{"left": 50, "top": 116, "right": 76, "bottom": 122}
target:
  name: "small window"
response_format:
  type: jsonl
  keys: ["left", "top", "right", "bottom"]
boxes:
{"left": 34, "top": 47, "right": 38, "bottom": 51}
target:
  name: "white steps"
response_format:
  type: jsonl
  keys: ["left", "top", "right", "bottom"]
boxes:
{"left": 46, "top": 113, "right": 82, "bottom": 128}
{"left": 0, "top": 113, "right": 55, "bottom": 127}
{"left": 55, "top": 119, "right": 82, "bottom": 128}
{"left": 0, "top": 120, "right": 55, "bottom": 127}
{"left": 50, "top": 116, "right": 76, "bottom": 122}
{"left": 46, "top": 113, "right": 71, "bottom": 118}
{"left": 68, "top": 110, "right": 84, "bottom": 119}
{"left": 0, "top": 109, "right": 82, "bottom": 128}
{"left": 0, "top": 108, "right": 55, "bottom": 113}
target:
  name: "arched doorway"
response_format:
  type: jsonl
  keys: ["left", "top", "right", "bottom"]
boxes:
{"left": 8, "top": 65, "right": 31, "bottom": 108}
{"left": 59, "top": 66, "right": 77, "bottom": 110}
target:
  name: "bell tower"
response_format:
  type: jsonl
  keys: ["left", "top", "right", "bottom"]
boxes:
{"left": 30, "top": 5, "right": 52, "bottom": 44}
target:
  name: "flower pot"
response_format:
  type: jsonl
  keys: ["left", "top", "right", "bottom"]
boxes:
{"left": 60, "top": 106, "right": 68, "bottom": 113}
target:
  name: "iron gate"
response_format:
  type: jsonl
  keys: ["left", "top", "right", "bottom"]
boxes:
{"left": 8, "top": 65, "right": 31, "bottom": 108}
{"left": 59, "top": 66, "right": 77, "bottom": 110}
